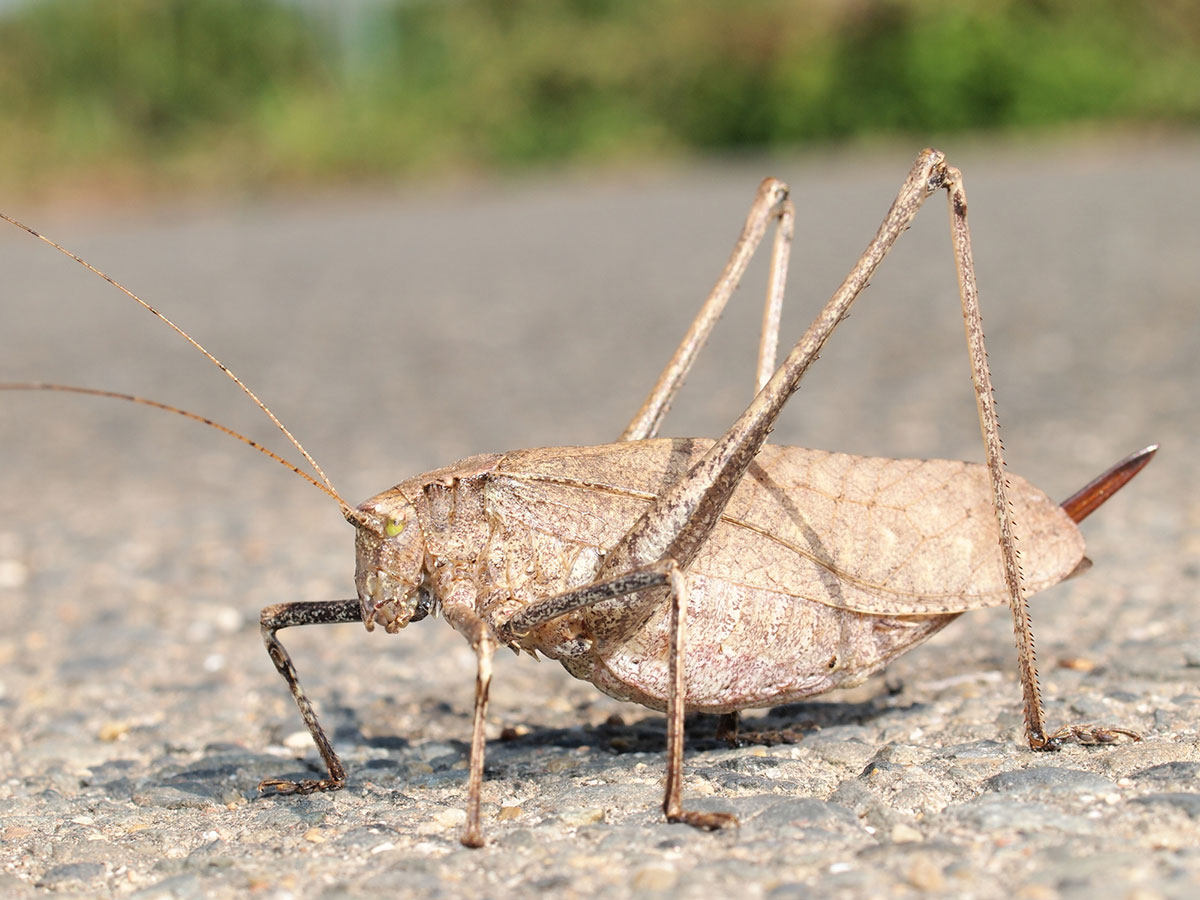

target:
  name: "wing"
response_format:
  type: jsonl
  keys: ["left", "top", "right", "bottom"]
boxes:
{"left": 489, "top": 438, "right": 1084, "bottom": 616}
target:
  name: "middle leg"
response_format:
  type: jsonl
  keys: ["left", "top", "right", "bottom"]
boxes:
{"left": 621, "top": 178, "right": 794, "bottom": 442}
{"left": 499, "top": 559, "right": 735, "bottom": 830}
{"left": 600, "top": 150, "right": 950, "bottom": 581}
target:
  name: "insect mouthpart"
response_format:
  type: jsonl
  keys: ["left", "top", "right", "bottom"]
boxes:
{"left": 359, "top": 568, "right": 422, "bottom": 634}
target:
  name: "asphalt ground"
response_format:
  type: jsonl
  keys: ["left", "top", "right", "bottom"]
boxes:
{"left": 1, "top": 137, "right": 1197, "bottom": 897}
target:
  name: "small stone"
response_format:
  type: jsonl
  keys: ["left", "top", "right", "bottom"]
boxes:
{"left": 432, "top": 807, "right": 467, "bottom": 828}
{"left": 1057, "top": 656, "right": 1096, "bottom": 671}
{"left": 748, "top": 798, "right": 859, "bottom": 832}
{"left": 558, "top": 807, "right": 605, "bottom": 827}
{"left": 0, "top": 558, "right": 28, "bottom": 589}
{"left": 948, "top": 797, "right": 1093, "bottom": 834}
{"left": 810, "top": 739, "right": 875, "bottom": 768}
{"left": 938, "top": 740, "right": 1006, "bottom": 760}
{"left": 283, "top": 731, "right": 314, "bottom": 751}
{"left": 303, "top": 827, "right": 326, "bottom": 843}
{"left": 37, "top": 862, "right": 105, "bottom": 889}
{"left": 890, "top": 823, "right": 923, "bottom": 843}
{"left": 906, "top": 856, "right": 945, "bottom": 891}
{"left": 986, "top": 767, "right": 1118, "bottom": 796}
{"left": 1182, "top": 643, "right": 1200, "bottom": 668}
{"left": 98, "top": 720, "right": 130, "bottom": 742}
{"left": 1131, "top": 793, "right": 1200, "bottom": 818}
{"left": 632, "top": 864, "right": 678, "bottom": 891}
{"left": 878, "top": 744, "right": 926, "bottom": 766}
{"left": 212, "top": 605, "right": 242, "bottom": 633}
{"left": 1132, "top": 761, "right": 1200, "bottom": 788}
{"left": 130, "top": 787, "right": 220, "bottom": 811}
{"left": 1015, "top": 885, "right": 1059, "bottom": 900}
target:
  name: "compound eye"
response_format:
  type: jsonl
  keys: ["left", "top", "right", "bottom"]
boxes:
{"left": 385, "top": 517, "right": 407, "bottom": 538}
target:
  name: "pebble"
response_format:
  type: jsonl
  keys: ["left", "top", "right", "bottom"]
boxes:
{"left": 558, "top": 806, "right": 606, "bottom": 828}
{"left": 1130, "top": 793, "right": 1200, "bottom": 819}
{"left": 905, "top": 856, "right": 946, "bottom": 891}
{"left": 631, "top": 864, "right": 678, "bottom": 891}
{"left": 946, "top": 797, "right": 1096, "bottom": 834}
{"left": 0, "top": 558, "right": 29, "bottom": 589}
{"left": 1131, "top": 761, "right": 1200, "bottom": 787}
{"left": 985, "top": 766, "right": 1119, "bottom": 796}
{"left": 130, "top": 787, "right": 221, "bottom": 811}
{"left": 37, "top": 862, "right": 105, "bottom": 888}
{"left": 889, "top": 823, "right": 923, "bottom": 843}
{"left": 431, "top": 807, "right": 467, "bottom": 828}
{"left": 745, "top": 797, "right": 860, "bottom": 833}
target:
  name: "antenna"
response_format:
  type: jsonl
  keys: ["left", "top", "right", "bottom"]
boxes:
{"left": 1, "top": 211, "right": 359, "bottom": 522}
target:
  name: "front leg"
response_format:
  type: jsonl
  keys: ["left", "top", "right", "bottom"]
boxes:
{"left": 461, "top": 617, "right": 497, "bottom": 849}
{"left": 257, "top": 599, "right": 362, "bottom": 795}
{"left": 440, "top": 585, "right": 499, "bottom": 848}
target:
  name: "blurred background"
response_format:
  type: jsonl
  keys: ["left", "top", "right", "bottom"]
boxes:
{"left": 1, "top": 3, "right": 1199, "bottom": 893}
{"left": 0, "top": 0, "right": 1198, "bottom": 201}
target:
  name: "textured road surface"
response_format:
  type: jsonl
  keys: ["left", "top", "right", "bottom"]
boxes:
{"left": 1, "top": 138, "right": 1198, "bottom": 897}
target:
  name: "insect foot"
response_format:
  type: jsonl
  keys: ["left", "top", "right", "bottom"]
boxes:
{"left": 714, "top": 711, "right": 806, "bottom": 747}
{"left": 666, "top": 809, "right": 739, "bottom": 831}
{"left": 1039, "top": 725, "right": 1143, "bottom": 749}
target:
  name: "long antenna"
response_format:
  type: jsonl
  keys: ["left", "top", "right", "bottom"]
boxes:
{"left": 0, "top": 383, "right": 347, "bottom": 508}
{"left": 1, "top": 211, "right": 355, "bottom": 520}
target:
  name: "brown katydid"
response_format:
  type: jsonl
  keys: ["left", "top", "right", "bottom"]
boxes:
{"left": 1, "top": 149, "right": 1156, "bottom": 849}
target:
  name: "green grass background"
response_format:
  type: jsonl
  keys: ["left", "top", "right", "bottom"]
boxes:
{"left": 1, "top": 0, "right": 1197, "bottom": 196}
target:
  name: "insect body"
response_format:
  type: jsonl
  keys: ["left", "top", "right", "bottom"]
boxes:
{"left": 362, "top": 441, "right": 1081, "bottom": 712}
{"left": 3, "top": 149, "right": 1154, "bottom": 848}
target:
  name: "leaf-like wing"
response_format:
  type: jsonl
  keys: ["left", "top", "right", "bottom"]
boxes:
{"left": 491, "top": 438, "right": 1083, "bottom": 617}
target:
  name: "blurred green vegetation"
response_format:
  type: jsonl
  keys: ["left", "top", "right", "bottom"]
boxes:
{"left": 1, "top": 0, "right": 1197, "bottom": 195}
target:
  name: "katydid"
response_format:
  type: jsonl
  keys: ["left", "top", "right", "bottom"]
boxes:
{"left": 1, "top": 149, "right": 1155, "bottom": 847}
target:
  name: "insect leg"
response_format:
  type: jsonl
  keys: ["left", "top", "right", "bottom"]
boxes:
{"left": 660, "top": 562, "right": 735, "bottom": 829}
{"left": 443, "top": 608, "right": 497, "bottom": 849}
{"left": 498, "top": 559, "right": 736, "bottom": 831}
{"left": 699, "top": 176, "right": 795, "bottom": 820}
{"left": 621, "top": 179, "right": 794, "bottom": 441}
{"left": 714, "top": 713, "right": 741, "bottom": 744}
{"left": 937, "top": 164, "right": 1048, "bottom": 745}
{"left": 756, "top": 197, "right": 794, "bottom": 394}
{"left": 256, "top": 599, "right": 361, "bottom": 795}
{"left": 601, "top": 150, "right": 949, "bottom": 580}
{"left": 500, "top": 559, "right": 679, "bottom": 637}
{"left": 712, "top": 711, "right": 804, "bottom": 748}
{"left": 940, "top": 167, "right": 1139, "bottom": 750}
